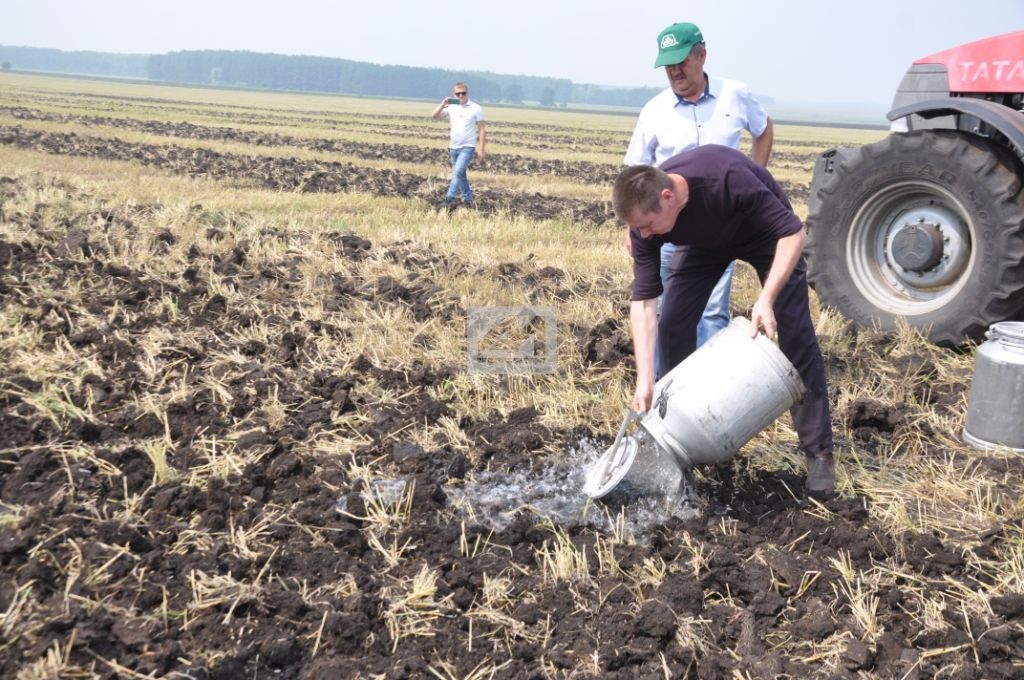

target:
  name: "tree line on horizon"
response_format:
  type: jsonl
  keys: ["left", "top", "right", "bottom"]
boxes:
{"left": 0, "top": 45, "right": 663, "bottom": 108}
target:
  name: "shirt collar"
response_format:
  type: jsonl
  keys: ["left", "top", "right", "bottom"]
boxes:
{"left": 675, "top": 75, "right": 714, "bottom": 107}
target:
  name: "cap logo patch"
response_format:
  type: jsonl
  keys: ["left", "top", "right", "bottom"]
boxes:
{"left": 660, "top": 34, "right": 680, "bottom": 49}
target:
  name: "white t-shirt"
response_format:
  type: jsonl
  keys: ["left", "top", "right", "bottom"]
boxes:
{"left": 443, "top": 100, "right": 485, "bottom": 149}
{"left": 624, "top": 78, "right": 768, "bottom": 166}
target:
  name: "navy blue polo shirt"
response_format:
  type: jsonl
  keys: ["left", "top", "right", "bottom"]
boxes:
{"left": 629, "top": 145, "right": 803, "bottom": 301}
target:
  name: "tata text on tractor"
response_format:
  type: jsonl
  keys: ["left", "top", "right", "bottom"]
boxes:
{"left": 806, "top": 31, "right": 1024, "bottom": 346}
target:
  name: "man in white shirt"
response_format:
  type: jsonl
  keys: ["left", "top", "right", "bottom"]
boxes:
{"left": 625, "top": 22, "right": 774, "bottom": 366}
{"left": 432, "top": 82, "right": 486, "bottom": 211}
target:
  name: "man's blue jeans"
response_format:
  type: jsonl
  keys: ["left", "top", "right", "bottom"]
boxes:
{"left": 446, "top": 146, "right": 476, "bottom": 205}
{"left": 655, "top": 243, "right": 733, "bottom": 378}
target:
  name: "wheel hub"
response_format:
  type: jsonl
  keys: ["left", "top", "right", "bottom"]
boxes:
{"left": 880, "top": 203, "right": 970, "bottom": 290}
{"left": 890, "top": 221, "right": 944, "bottom": 271}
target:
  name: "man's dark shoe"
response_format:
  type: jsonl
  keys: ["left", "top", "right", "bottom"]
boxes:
{"left": 805, "top": 457, "right": 836, "bottom": 500}
{"left": 441, "top": 199, "right": 457, "bottom": 214}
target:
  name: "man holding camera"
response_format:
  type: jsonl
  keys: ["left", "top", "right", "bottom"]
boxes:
{"left": 432, "top": 82, "right": 486, "bottom": 211}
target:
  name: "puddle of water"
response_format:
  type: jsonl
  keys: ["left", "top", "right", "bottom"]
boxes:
{"left": 335, "top": 439, "right": 702, "bottom": 544}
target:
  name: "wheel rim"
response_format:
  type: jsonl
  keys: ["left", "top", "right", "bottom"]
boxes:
{"left": 845, "top": 180, "right": 974, "bottom": 316}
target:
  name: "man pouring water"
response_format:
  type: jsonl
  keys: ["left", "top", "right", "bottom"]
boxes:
{"left": 612, "top": 145, "right": 836, "bottom": 499}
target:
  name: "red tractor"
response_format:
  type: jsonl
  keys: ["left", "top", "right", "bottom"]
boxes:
{"left": 806, "top": 31, "right": 1024, "bottom": 345}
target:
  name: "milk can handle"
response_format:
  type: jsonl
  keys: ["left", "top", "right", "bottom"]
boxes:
{"left": 611, "top": 409, "right": 644, "bottom": 450}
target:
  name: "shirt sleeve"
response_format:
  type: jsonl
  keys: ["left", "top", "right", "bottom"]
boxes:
{"left": 733, "top": 167, "right": 802, "bottom": 239}
{"left": 624, "top": 110, "right": 656, "bottom": 166}
{"left": 629, "top": 230, "right": 664, "bottom": 300}
{"left": 742, "top": 88, "right": 769, "bottom": 138}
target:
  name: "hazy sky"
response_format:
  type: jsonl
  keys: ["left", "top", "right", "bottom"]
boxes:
{"left": 4, "top": 0, "right": 1021, "bottom": 113}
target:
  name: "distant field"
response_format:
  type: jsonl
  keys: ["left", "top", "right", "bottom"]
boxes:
{"left": 3, "top": 72, "right": 1020, "bottom": 680}
{"left": 0, "top": 72, "right": 888, "bottom": 211}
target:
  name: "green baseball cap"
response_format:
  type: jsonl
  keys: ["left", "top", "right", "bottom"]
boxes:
{"left": 654, "top": 22, "right": 704, "bottom": 68}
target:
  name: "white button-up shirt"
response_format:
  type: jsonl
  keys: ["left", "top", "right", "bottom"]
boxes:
{"left": 624, "top": 77, "right": 769, "bottom": 167}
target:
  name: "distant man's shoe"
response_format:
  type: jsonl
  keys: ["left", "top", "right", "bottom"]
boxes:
{"left": 805, "top": 457, "right": 836, "bottom": 501}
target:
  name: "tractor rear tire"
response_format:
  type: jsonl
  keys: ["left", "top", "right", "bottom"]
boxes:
{"left": 806, "top": 130, "right": 1024, "bottom": 346}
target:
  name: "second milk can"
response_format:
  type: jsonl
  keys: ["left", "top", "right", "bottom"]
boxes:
{"left": 963, "top": 321, "right": 1024, "bottom": 452}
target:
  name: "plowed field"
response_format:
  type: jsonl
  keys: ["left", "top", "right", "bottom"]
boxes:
{"left": 1, "top": 74, "right": 1022, "bottom": 679}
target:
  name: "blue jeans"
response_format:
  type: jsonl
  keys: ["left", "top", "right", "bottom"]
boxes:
{"left": 446, "top": 146, "right": 476, "bottom": 204}
{"left": 655, "top": 243, "right": 734, "bottom": 378}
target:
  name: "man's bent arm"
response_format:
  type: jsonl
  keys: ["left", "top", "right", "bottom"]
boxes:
{"left": 630, "top": 298, "right": 659, "bottom": 411}
{"left": 750, "top": 117, "right": 774, "bottom": 168}
{"left": 750, "top": 229, "right": 805, "bottom": 338}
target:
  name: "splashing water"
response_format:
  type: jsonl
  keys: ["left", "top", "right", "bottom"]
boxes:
{"left": 335, "top": 439, "right": 703, "bottom": 544}
{"left": 444, "top": 438, "right": 701, "bottom": 542}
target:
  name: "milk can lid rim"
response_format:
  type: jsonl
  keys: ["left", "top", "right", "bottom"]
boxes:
{"left": 989, "top": 321, "right": 1024, "bottom": 343}
{"left": 583, "top": 436, "right": 639, "bottom": 498}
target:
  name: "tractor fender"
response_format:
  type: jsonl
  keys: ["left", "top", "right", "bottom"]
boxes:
{"left": 887, "top": 97, "right": 1024, "bottom": 163}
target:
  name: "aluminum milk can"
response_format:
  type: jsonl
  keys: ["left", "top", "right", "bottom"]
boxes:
{"left": 963, "top": 321, "right": 1024, "bottom": 452}
{"left": 584, "top": 317, "right": 806, "bottom": 499}
{"left": 641, "top": 316, "right": 806, "bottom": 467}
